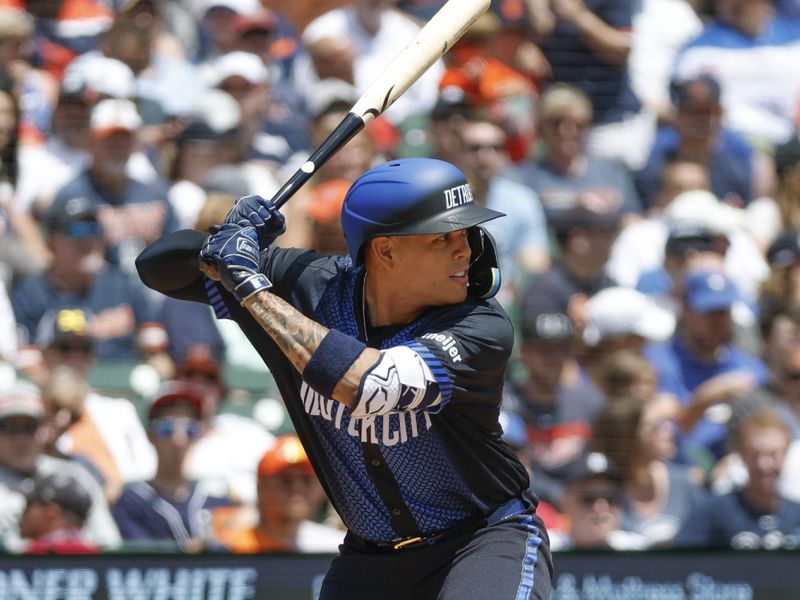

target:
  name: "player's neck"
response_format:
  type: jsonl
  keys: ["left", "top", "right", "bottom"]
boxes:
{"left": 364, "top": 271, "right": 425, "bottom": 328}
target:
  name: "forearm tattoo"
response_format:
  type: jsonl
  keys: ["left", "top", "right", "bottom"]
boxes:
{"left": 242, "top": 291, "right": 376, "bottom": 405}
{"left": 242, "top": 291, "right": 328, "bottom": 374}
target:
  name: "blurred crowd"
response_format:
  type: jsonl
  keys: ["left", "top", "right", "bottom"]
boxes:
{"left": 0, "top": 0, "right": 800, "bottom": 555}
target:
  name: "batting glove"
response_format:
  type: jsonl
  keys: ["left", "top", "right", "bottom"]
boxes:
{"left": 200, "top": 223, "right": 272, "bottom": 303}
{"left": 223, "top": 194, "right": 286, "bottom": 249}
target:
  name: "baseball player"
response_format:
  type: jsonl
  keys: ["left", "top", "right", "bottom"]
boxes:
{"left": 137, "top": 158, "right": 553, "bottom": 599}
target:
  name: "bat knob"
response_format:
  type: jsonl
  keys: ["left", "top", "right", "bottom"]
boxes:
{"left": 199, "top": 257, "right": 221, "bottom": 281}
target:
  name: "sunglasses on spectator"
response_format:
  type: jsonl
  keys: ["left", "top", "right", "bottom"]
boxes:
{"left": 51, "top": 340, "right": 95, "bottom": 355}
{"left": 465, "top": 142, "right": 506, "bottom": 153}
{"left": 150, "top": 417, "right": 202, "bottom": 440}
{"left": 544, "top": 116, "right": 590, "bottom": 129}
{"left": 0, "top": 418, "right": 40, "bottom": 435}
{"left": 63, "top": 221, "right": 101, "bottom": 239}
{"left": 784, "top": 371, "right": 800, "bottom": 381}
{"left": 579, "top": 492, "right": 623, "bottom": 507}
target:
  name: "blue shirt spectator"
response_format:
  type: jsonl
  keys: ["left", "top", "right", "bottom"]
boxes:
{"left": 644, "top": 270, "right": 769, "bottom": 461}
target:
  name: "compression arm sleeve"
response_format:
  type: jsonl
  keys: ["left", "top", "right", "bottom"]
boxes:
{"left": 350, "top": 345, "right": 450, "bottom": 418}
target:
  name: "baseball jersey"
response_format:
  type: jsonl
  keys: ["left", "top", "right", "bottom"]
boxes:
{"left": 203, "top": 248, "right": 533, "bottom": 543}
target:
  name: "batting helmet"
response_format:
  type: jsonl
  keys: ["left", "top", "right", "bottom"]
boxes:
{"left": 340, "top": 158, "right": 504, "bottom": 298}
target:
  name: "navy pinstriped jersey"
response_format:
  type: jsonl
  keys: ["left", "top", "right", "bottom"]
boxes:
{"left": 206, "top": 247, "right": 533, "bottom": 543}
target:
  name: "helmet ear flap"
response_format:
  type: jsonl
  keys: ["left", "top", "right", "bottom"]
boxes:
{"left": 468, "top": 227, "right": 502, "bottom": 299}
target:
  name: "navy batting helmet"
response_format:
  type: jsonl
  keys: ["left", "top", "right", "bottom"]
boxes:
{"left": 341, "top": 158, "right": 504, "bottom": 298}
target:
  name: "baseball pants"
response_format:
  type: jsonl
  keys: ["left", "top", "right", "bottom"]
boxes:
{"left": 318, "top": 512, "right": 553, "bottom": 600}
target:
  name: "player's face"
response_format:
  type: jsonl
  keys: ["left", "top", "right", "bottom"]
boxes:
{"left": 393, "top": 229, "right": 472, "bottom": 306}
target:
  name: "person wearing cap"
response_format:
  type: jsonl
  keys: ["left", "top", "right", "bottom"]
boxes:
{"left": 19, "top": 472, "right": 98, "bottom": 554}
{"left": 203, "top": 51, "right": 300, "bottom": 189}
{"left": 547, "top": 451, "right": 648, "bottom": 551}
{"left": 139, "top": 157, "right": 553, "bottom": 598}
{"left": 176, "top": 345, "right": 276, "bottom": 506}
{"left": 213, "top": 434, "right": 343, "bottom": 553}
{"left": 518, "top": 201, "right": 622, "bottom": 332}
{"left": 34, "top": 312, "right": 157, "bottom": 501}
{"left": 644, "top": 268, "right": 770, "bottom": 462}
{"left": 502, "top": 303, "right": 604, "bottom": 510}
{"left": 0, "top": 382, "right": 120, "bottom": 551}
{"left": 592, "top": 394, "right": 709, "bottom": 548}
{"left": 50, "top": 98, "right": 177, "bottom": 277}
{"left": 673, "top": 0, "right": 800, "bottom": 148}
{"left": 580, "top": 286, "right": 676, "bottom": 384}
{"left": 515, "top": 83, "right": 642, "bottom": 224}
{"left": 10, "top": 196, "right": 166, "bottom": 362}
{"left": 675, "top": 405, "right": 800, "bottom": 549}
{"left": 636, "top": 74, "right": 761, "bottom": 210}
{"left": 112, "top": 381, "right": 231, "bottom": 550}
{"left": 453, "top": 113, "right": 549, "bottom": 305}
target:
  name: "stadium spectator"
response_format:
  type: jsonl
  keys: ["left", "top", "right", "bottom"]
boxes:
{"left": 628, "top": 0, "right": 703, "bottom": 122}
{"left": 592, "top": 394, "right": 708, "bottom": 548}
{"left": 439, "top": 11, "right": 537, "bottom": 161}
{"left": 673, "top": 0, "right": 800, "bottom": 147}
{"left": 213, "top": 434, "right": 343, "bottom": 553}
{"left": 49, "top": 98, "right": 176, "bottom": 276}
{"left": 19, "top": 472, "right": 99, "bottom": 554}
{"left": 548, "top": 451, "right": 648, "bottom": 551}
{"left": 519, "top": 203, "right": 621, "bottom": 328}
{"left": 36, "top": 312, "right": 157, "bottom": 500}
{"left": 675, "top": 406, "right": 800, "bottom": 548}
{"left": 503, "top": 303, "right": 604, "bottom": 507}
{"left": 608, "top": 188, "right": 768, "bottom": 311}
{"left": 528, "top": 0, "right": 654, "bottom": 169}
{"left": 11, "top": 197, "right": 166, "bottom": 362}
{"left": 295, "top": 0, "right": 443, "bottom": 126}
{"left": 453, "top": 113, "right": 549, "bottom": 303}
{"left": 516, "top": 83, "right": 642, "bottom": 224}
{"left": 645, "top": 268, "right": 769, "bottom": 463}
{"left": 0, "top": 72, "right": 50, "bottom": 290}
{"left": 179, "top": 347, "right": 276, "bottom": 505}
{"left": 0, "top": 382, "right": 120, "bottom": 551}
{"left": 0, "top": 5, "right": 58, "bottom": 147}
{"left": 165, "top": 94, "right": 243, "bottom": 231}
{"left": 112, "top": 381, "right": 231, "bottom": 551}
{"left": 580, "top": 286, "right": 676, "bottom": 388}
{"left": 204, "top": 50, "right": 293, "bottom": 189}
{"left": 636, "top": 75, "right": 760, "bottom": 210}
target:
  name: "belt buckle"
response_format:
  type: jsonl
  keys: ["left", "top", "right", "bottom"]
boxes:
{"left": 392, "top": 535, "right": 426, "bottom": 551}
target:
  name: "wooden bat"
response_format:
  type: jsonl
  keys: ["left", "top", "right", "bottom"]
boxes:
{"left": 202, "top": 0, "right": 491, "bottom": 279}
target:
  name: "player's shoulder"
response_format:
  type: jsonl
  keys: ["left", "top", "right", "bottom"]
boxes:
{"left": 423, "top": 297, "right": 514, "bottom": 351}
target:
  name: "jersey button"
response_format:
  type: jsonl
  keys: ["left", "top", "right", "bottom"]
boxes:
{"left": 391, "top": 508, "right": 402, "bottom": 516}
{"left": 371, "top": 459, "right": 381, "bottom": 467}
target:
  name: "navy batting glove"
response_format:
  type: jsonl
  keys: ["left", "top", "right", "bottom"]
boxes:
{"left": 200, "top": 223, "right": 272, "bottom": 303}
{"left": 224, "top": 195, "right": 286, "bottom": 249}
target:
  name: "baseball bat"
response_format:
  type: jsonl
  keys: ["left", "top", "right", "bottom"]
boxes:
{"left": 202, "top": 0, "right": 491, "bottom": 280}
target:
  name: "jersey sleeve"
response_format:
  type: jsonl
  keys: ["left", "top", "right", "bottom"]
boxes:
{"left": 406, "top": 301, "right": 514, "bottom": 409}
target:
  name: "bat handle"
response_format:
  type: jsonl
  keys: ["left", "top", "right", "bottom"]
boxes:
{"left": 199, "top": 113, "right": 366, "bottom": 282}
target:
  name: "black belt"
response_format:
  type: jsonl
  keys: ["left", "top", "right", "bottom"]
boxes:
{"left": 348, "top": 497, "right": 528, "bottom": 552}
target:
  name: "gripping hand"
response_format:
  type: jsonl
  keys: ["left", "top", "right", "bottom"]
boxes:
{"left": 223, "top": 195, "right": 286, "bottom": 249}
{"left": 200, "top": 223, "right": 271, "bottom": 303}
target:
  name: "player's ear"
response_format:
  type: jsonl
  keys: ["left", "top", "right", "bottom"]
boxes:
{"left": 367, "top": 236, "right": 396, "bottom": 268}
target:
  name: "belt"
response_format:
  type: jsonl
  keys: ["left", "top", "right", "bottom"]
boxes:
{"left": 355, "top": 497, "right": 528, "bottom": 552}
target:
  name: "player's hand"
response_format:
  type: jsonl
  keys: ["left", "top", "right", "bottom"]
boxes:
{"left": 223, "top": 194, "right": 286, "bottom": 249}
{"left": 200, "top": 223, "right": 272, "bottom": 303}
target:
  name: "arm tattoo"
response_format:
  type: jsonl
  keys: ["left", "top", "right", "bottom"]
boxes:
{"left": 242, "top": 291, "right": 378, "bottom": 406}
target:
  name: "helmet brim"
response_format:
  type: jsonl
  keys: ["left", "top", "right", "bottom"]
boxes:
{"left": 383, "top": 203, "right": 505, "bottom": 237}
